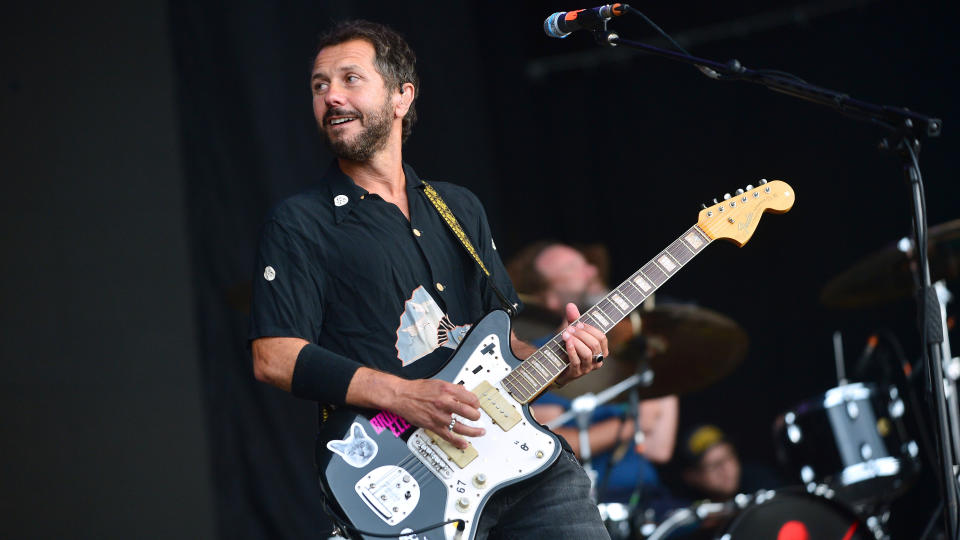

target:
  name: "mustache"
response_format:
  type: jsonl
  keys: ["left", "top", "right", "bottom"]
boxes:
{"left": 324, "top": 108, "right": 362, "bottom": 124}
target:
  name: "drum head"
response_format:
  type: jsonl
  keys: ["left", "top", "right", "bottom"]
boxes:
{"left": 724, "top": 490, "right": 868, "bottom": 539}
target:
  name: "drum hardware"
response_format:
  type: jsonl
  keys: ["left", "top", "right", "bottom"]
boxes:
{"left": 834, "top": 330, "right": 849, "bottom": 386}
{"left": 548, "top": 368, "right": 655, "bottom": 501}
{"left": 643, "top": 494, "right": 752, "bottom": 539}
{"left": 597, "top": 502, "right": 632, "bottom": 540}
{"left": 647, "top": 489, "right": 873, "bottom": 540}
{"left": 933, "top": 281, "right": 960, "bottom": 463}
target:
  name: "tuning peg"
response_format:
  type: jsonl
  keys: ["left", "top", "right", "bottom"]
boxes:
{"left": 712, "top": 198, "right": 718, "bottom": 204}
{"left": 723, "top": 193, "right": 731, "bottom": 200}
{"left": 700, "top": 203, "right": 707, "bottom": 209}
{"left": 745, "top": 184, "right": 754, "bottom": 190}
{"left": 735, "top": 188, "right": 745, "bottom": 195}
{"left": 759, "top": 178, "right": 768, "bottom": 185}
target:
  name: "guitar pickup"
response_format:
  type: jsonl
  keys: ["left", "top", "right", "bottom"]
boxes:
{"left": 423, "top": 430, "right": 479, "bottom": 469}
{"left": 472, "top": 380, "right": 522, "bottom": 432}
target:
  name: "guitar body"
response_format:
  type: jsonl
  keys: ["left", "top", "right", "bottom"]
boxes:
{"left": 316, "top": 310, "right": 562, "bottom": 540}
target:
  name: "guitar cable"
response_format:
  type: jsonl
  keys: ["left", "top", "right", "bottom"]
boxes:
{"left": 322, "top": 494, "right": 465, "bottom": 539}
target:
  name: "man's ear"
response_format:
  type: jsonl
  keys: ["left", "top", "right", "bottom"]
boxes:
{"left": 395, "top": 82, "right": 415, "bottom": 118}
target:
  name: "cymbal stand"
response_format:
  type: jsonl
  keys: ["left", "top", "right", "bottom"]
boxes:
{"left": 833, "top": 331, "right": 848, "bottom": 386}
{"left": 935, "top": 281, "right": 960, "bottom": 468}
{"left": 548, "top": 368, "right": 655, "bottom": 500}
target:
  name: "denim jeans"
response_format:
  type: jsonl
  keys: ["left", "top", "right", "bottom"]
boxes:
{"left": 473, "top": 449, "right": 610, "bottom": 539}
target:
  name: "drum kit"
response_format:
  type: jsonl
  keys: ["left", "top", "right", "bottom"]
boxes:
{"left": 527, "top": 220, "right": 960, "bottom": 539}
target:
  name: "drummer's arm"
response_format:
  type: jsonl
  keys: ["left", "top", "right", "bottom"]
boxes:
{"left": 530, "top": 404, "right": 634, "bottom": 458}
{"left": 638, "top": 395, "right": 679, "bottom": 463}
{"left": 510, "top": 332, "right": 536, "bottom": 360}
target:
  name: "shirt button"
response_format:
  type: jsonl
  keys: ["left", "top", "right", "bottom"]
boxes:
{"left": 412, "top": 228, "right": 421, "bottom": 237}
{"left": 436, "top": 282, "right": 445, "bottom": 292}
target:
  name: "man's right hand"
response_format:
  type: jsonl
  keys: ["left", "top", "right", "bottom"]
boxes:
{"left": 347, "top": 367, "right": 485, "bottom": 449}
{"left": 393, "top": 378, "right": 485, "bottom": 449}
{"left": 252, "top": 339, "right": 486, "bottom": 449}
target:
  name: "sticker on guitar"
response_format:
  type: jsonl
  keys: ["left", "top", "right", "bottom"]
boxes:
{"left": 370, "top": 410, "right": 412, "bottom": 437}
{"left": 327, "top": 422, "right": 378, "bottom": 468}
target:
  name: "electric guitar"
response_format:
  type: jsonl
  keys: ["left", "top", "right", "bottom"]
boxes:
{"left": 316, "top": 180, "right": 795, "bottom": 539}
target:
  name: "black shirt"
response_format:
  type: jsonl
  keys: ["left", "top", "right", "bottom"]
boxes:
{"left": 249, "top": 161, "right": 521, "bottom": 380}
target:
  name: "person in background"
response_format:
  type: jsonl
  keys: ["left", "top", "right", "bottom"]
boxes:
{"left": 678, "top": 424, "right": 783, "bottom": 502}
{"left": 507, "top": 241, "right": 679, "bottom": 508}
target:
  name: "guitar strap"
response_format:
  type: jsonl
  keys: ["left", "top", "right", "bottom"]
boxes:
{"left": 421, "top": 181, "right": 518, "bottom": 317}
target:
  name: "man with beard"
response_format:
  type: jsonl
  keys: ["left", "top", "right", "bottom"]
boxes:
{"left": 249, "top": 20, "right": 610, "bottom": 539}
{"left": 508, "top": 242, "right": 679, "bottom": 512}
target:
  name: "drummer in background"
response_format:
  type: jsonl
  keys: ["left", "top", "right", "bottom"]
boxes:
{"left": 506, "top": 241, "right": 680, "bottom": 508}
{"left": 678, "top": 424, "right": 782, "bottom": 502}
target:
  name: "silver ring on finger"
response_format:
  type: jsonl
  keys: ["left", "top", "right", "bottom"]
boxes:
{"left": 448, "top": 416, "right": 457, "bottom": 432}
{"left": 592, "top": 353, "right": 604, "bottom": 363}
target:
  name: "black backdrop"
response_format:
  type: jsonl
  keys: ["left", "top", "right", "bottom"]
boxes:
{"left": 169, "top": 1, "right": 957, "bottom": 538}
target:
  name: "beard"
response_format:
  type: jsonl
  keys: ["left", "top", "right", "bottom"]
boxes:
{"left": 320, "top": 97, "right": 393, "bottom": 162}
{"left": 553, "top": 286, "right": 609, "bottom": 313}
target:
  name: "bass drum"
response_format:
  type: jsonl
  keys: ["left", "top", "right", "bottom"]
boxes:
{"left": 721, "top": 490, "right": 869, "bottom": 539}
{"left": 647, "top": 490, "right": 870, "bottom": 540}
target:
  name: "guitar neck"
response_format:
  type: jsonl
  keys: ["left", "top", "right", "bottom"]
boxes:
{"left": 501, "top": 225, "right": 714, "bottom": 403}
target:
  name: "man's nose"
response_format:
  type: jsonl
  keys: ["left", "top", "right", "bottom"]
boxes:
{"left": 324, "top": 83, "right": 347, "bottom": 108}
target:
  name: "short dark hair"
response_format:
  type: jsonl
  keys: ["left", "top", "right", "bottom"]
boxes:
{"left": 315, "top": 20, "right": 419, "bottom": 142}
{"left": 506, "top": 241, "right": 555, "bottom": 297}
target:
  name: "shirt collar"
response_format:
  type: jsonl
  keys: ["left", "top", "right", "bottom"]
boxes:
{"left": 325, "top": 160, "right": 425, "bottom": 224}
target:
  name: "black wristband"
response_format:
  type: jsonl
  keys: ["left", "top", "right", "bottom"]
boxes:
{"left": 291, "top": 343, "right": 362, "bottom": 406}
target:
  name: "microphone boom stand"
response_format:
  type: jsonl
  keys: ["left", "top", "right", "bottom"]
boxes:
{"left": 585, "top": 24, "right": 953, "bottom": 538}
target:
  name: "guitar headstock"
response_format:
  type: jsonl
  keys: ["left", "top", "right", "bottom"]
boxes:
{"left": 697, "top": 180, "right": 795, "bottom": 246}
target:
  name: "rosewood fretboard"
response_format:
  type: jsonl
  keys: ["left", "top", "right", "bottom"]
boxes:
{"left": 501, "top": 225, "right": 713, "bottom": 403}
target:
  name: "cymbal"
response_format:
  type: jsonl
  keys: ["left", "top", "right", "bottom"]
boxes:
{"left": 549, "top": 304, "right": 749, "bottom": 401}
{"left": 820, "top": 219, "right": 960, "bottom": 309}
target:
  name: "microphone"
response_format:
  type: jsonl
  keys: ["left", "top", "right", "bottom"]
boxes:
{"left": 543, "top": 4, "right": 627, "bottom": 39}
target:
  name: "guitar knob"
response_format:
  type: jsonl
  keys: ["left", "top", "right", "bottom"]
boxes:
{"left": 723, "top": 193, "right": 731, "bottom": 200}
{"left": 473, "top": 473, "right": 487, "bottom": 488}
{"left": 457, "top": 496, "right": 471, "bottom": 511}
{"left": 735, "top": 188, "right": 744, "bottom": 195}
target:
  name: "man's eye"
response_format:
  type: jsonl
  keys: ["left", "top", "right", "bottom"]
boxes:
{"left": 313, "top": 83, "right": 328, "bottom": 93}
{"left": 346, "top": 75, "right": 359, "bottom": 83}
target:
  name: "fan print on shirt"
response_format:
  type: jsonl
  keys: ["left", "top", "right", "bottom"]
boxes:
{"left": 395, "top": 285, "right": 470, "bottom": 366}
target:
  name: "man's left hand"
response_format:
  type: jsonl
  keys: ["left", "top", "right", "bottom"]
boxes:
{"left": 555, "top": 303, "right": 609, "bottom": 387}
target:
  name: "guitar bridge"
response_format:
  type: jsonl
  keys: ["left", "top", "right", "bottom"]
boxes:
{"left": 354, "top": 465, "right": 421, "bottom": 526}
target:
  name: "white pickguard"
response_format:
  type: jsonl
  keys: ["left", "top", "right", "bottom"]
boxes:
{"left": 405, "top": 334, "right": 559, "bottom": 540}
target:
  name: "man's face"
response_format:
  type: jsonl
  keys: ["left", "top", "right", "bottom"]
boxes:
{"left": 311, "top": 39, "right": 397, "bottom": 161}
{"left": 535, "top": 245, "right": 602, "bottom": 312}
{"left": 687, "top": 442, "right": 741, "bottom": 499}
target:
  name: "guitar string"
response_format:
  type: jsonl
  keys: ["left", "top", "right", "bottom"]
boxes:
{"left": 397, "top": 444, "right": 444, "bottom": 487}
